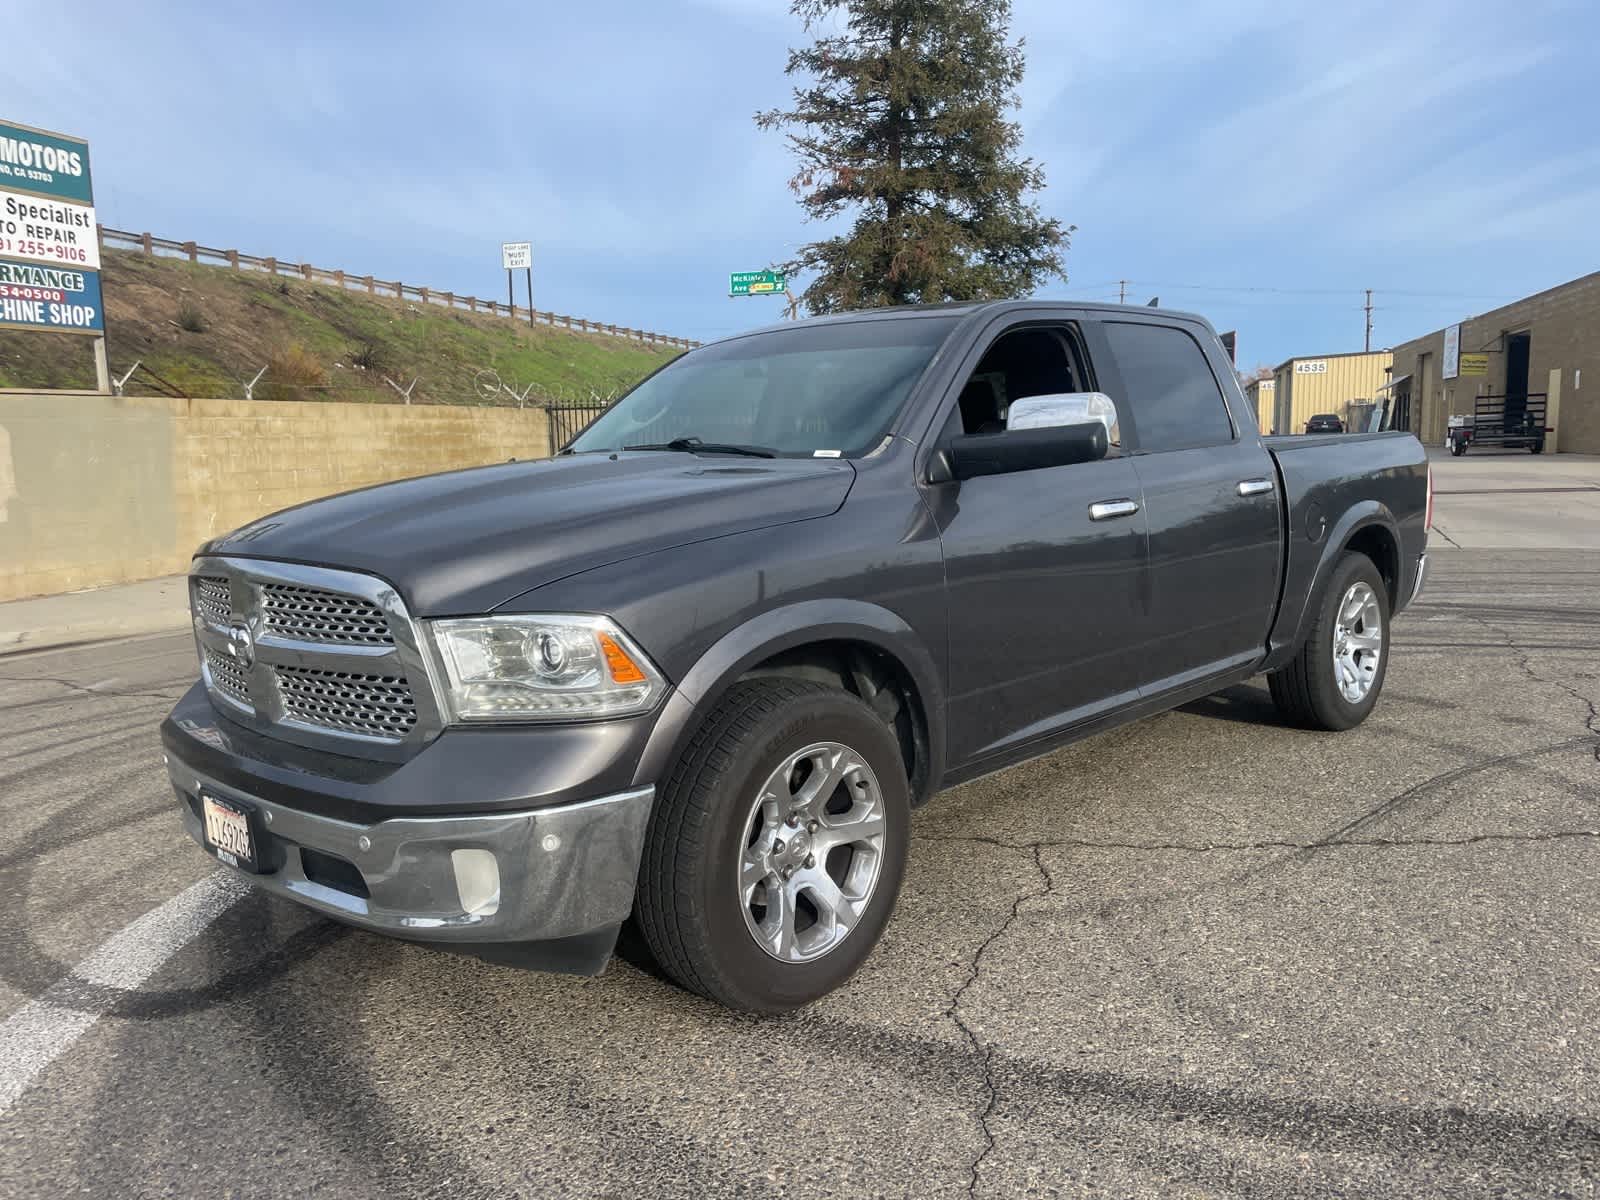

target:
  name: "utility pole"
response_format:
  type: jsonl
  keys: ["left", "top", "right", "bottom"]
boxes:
{"left": 1118, "top": 280, "right": 1128, "bottom": 305}
{"left": 1364, "top": 289, "right": 1374, "bottom": 352}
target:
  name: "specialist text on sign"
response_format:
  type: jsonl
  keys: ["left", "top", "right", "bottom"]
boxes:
{"left": 0, "top": 189, "right": 100, "bottom": 268}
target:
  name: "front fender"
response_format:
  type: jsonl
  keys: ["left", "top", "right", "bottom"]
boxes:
{"left": 629, "top": 599, "right": 947, "bottom": 800}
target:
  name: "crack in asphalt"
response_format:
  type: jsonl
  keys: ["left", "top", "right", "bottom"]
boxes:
{"left": 795, "top": 1010, "right": 1600, "bottom": 1180}
{"left": 0, "top": 670, "right": 187, "bottom": 706}
{"left": 914, "top": 614, "right": 1600, "bottom": 1193}
{"left": 917, "top": 820, "right": 1600, "bottom": 858}
{"left": 919, "top": 716, "right": 1600, "bottom": 1192}
{"left": 1455, "top": 605, "right": 1600, "bottom": 765}
{"left": 1305, "top": 735, "right": 1598, "bottom": 852}
{"left": 941, "top": 841, "right": 1052, "bottom": 1198}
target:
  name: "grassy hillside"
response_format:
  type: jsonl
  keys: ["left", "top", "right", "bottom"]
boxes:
{"left": 0, "top": 249, "right": 681, "bottom": 405}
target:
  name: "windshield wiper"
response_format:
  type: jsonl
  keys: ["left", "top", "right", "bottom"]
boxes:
{"left": 622, "top": 436, "right": 776, "bottom": 459}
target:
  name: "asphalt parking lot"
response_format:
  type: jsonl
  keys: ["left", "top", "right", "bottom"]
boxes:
{"left": 2, "top": 451, "right": 1598, "bottom": 1198}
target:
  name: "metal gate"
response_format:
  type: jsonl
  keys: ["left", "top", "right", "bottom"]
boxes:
{"left": 545, "top": 402, "right": 608, "bottom": 454}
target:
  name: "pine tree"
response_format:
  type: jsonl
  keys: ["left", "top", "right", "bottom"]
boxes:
{"left": 757, "top": 0, "right": 1069, "bottom": 315}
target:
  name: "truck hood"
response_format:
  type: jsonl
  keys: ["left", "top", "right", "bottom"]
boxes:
{"left": 201, "top": 452, "right": 856, "bottom": 614}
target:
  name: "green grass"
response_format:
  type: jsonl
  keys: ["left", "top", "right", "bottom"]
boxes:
{"left": 0, "top": 249, "right": 683, "bottom": 405}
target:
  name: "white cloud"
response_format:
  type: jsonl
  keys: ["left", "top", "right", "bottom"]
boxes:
{"left": 1012, "top": 0, "right": 1565, "bottom": 244}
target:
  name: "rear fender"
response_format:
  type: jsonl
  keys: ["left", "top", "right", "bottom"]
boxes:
{"left": 1261, "top": 502, "right": 1400, "bottom": 672}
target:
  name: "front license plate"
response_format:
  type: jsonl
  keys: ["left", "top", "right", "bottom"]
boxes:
{"left": 201, "top": 793, "right": 258, "bottom": 871}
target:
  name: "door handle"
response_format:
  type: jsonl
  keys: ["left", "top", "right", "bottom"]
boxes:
{"left": 1237, "top": 478, "right": 1274, "bottom": 497}
{"left": 1089, "top": 498, "right": 1140, "bottom": 521}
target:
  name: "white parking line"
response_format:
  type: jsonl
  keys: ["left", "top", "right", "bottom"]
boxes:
{"left": 0, "top": 871, "right": 251, "bottom": 1114}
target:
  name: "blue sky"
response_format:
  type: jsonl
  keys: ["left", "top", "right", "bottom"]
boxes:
{"left": 12, "top": 0, "right": 1598, "bottom": 368}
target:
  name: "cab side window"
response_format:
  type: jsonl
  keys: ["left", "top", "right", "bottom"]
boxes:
{"left": 1101, "top": 322, "right": 1234, "bottom": 453}
{"left": 950, "top": 325, "right": 1123, "bottom": 452}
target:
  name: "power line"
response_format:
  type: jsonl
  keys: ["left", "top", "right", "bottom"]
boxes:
{"left": 1065, "top": 278, "right": 1518, "bottom": 302}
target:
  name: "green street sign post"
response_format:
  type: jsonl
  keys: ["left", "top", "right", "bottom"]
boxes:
{"left": 729, "top": 269, "right": 786, "bottom": 297}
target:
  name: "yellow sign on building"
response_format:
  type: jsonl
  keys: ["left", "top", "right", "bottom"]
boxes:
{"left": 1459, "top": 353, "right": 1489, "bottom": 376}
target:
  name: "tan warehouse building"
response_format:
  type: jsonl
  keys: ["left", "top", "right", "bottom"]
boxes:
{"left": 1384, "top": 270, "right": 1600, "bottom": 453}
{"left": 1244, "top": 377, "right": 1275, "bottom": 434}
{"left": 1268, "top": 350, "right": 1393, "bottom": 435}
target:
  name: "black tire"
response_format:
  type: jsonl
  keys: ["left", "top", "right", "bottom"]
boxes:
{"left": 1530, "top": 440, "right": 1544, "bottom": 454}
{"left": 1450, "top": 440, "right": 1466, "bottom": 456}
{"left": 1268, "top": 550, "right": 1390, "bottom": 731}
{"left": 634, "top": 678, "right": 910, "bottom": 1012}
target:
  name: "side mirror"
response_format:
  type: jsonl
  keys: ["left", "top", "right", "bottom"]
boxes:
{"left": 1007, "top": 392, "right": 1120, "bottom": 439}
{"left": 941, "top": 421, "right": 1108, "bottom": 481}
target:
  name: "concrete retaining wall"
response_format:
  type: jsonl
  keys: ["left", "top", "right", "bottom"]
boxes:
{"left": 0, "top": 392, "right": 549, "bottom": 602}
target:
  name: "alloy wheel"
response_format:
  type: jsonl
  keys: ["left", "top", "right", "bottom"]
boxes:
{"left": 737, "top": 741, "right": 887, "bottom": 963}
{"left": 1332, "top": 581, "right": 1383, "bottom": 703}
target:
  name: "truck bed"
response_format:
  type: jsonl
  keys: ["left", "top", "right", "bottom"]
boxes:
{"left": 1260, "top": 430, "right": 1430, "bottom": 668}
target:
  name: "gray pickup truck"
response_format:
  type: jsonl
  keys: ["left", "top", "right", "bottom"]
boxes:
{"left": 162, "top": 300, "right": 1430, "bottom": 1011}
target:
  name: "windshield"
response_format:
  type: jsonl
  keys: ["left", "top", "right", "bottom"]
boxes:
{"left": 568, "top": 315, "right": 959, "bottom": 458}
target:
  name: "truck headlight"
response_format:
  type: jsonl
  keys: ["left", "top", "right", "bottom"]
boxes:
{"left": 427, "top": 615, "right": 665, "bottom": 721}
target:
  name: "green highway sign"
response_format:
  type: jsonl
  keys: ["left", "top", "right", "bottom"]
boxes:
{"left": 730, "top": 269, "right": 786, "bottom": 297}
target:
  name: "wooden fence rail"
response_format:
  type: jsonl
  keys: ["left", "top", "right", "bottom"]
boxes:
{"left": 97, "top": 226, "right": 701, "bottom": 351}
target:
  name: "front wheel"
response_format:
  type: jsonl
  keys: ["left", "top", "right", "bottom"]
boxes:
{"left": 1268, "top": 550, "right": 1391, "bottom": 731}
{"left": 634, "top": 678, "right": 910, "bottom": 1011}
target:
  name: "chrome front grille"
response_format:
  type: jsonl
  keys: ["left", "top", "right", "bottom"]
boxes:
{"left": 261, "top": 583, "right": 394, "bottom": 646}
{"left": 276, "top": 666, "right": 418, "bottom": 738}
{"left": 202, "top": 645, "right": 252, "bottom": 708}
{"left": 195, "top": 576, "right": 231, "bottom": 625}
{"left": 188, "top": 557, "right": 441, "bottom": 757}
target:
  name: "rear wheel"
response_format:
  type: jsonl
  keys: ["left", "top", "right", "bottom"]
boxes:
{"left": 1450, "top": 439, "right": 1467, "bottom": 456}
{"left": 634, "top": 678, "right": 909, "bottom": 1012}
{"left": 1268, "top": 551, "right": 1390, "bottom": 731}
{"left": 1530, "top": 440, "right": 1545, "bottom": 454}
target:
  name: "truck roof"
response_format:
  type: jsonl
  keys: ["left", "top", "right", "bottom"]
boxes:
{"left": 717, "top": 298, "right": 1216, "bottom": 347}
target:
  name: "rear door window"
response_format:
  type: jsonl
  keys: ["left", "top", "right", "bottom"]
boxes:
{"left": 1101, "top": 322, "right": 1235, "bottom": 453}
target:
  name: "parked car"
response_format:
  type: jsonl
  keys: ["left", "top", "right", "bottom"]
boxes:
{"left": 1305, "top": 413, "right": 1344, "bottom": 434}
{"left": 163, "top": 301, "right": 1431, "bottom": 1011}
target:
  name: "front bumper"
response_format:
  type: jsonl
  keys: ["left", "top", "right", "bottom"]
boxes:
{"left": 163, "top": 685, "right": 658, "bottom": 972}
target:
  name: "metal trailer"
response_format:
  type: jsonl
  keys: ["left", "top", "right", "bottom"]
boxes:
{"left": 1446, "top": 393, "right": 1550, "bottom": 456}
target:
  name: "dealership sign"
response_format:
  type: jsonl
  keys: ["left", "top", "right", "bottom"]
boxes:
{"left": 0, "top": 119, "right": 99, "bottom": 273}
{"left": 0, "top": 119, "right": 102, "bottom": 345}
{"left": 0, "top": 121, "right": 92, "bottom": 204}
{"left": 0, "top": 258, "right": 103, "bottom": 333}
